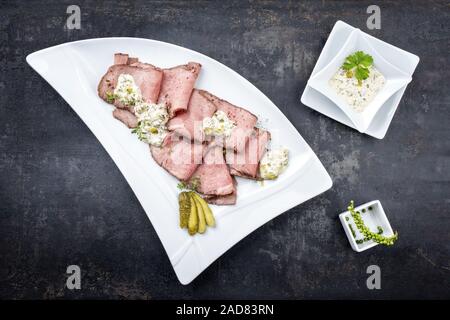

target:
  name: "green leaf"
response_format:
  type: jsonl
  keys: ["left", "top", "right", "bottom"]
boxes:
{"left": 341, "top": 51, "right": 374, "bottom": 83}
{"left": 357, "top": 52, "right": 373, "bottom": 67}
{"left": 355, "top": 66, "right": 370, "bottom": 81}
{"left": 342, "top": 61, "right": 355, "bottom": 71}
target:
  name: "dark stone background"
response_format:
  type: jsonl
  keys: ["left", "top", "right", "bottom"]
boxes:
{"left": 0, "top": 0, "right": 449, "bottom": 299}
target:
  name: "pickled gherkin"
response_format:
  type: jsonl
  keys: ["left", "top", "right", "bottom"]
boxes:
{"left": 187, "top": 194, "right": 198, "bottom": 235}
{"left": 192, "top": 192, "right": 215, "bottom": 227}
{"left": 178, "top": 192, "right": 191, "bottom": 228}
{"left": 178, "top": 189, "right": 216, "bottom": 236}
{"left": 192, "top": 192, "right": 206, "bottom": 234}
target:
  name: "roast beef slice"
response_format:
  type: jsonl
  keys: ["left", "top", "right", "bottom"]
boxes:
{"left": 112, "top": 108, "right": 138, "bottom": 128}
{"left": 200, "top": 91, "right": 258, "bottom": 153}
{"left": 150, "top": 133, "right": 204, "bottom": 181}
{"left": 227, "top": 128, "right": 271, "bottom": 179}
{"left": 158, "top": 62, "right": 201, "bottom": 117}
{"left": 114, "top": 53, "right": 139, "bottom": 65}
{"left": 167, "top": 89, "right": 217, "bottom": 142}
{"left": 203, "top": 177, "right": 237, "bottom": 205}
{"left": 98, "top": 61, "right": 163, "bottom": 108}
{"left": 189, "top": 145, "right": 234, "bottom": 196}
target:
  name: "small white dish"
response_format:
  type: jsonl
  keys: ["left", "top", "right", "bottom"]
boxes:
{"left": 339, "top": 200, "right": 395, "bottom": 252}
{"left": 308, "top": 29, "right": 412, "bottom": 133}
{"left": 301, "top": 21, "right": 420, "bottom": 139}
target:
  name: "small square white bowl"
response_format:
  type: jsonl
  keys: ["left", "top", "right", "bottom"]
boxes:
{"left": 308, "top": 29, "right": 412, "bottom": 133}
{"left": 339, "top": 200, "right": 395, "bottom": 252}
{"left": 301, "top": 21, "right": 420, "bottom": 139}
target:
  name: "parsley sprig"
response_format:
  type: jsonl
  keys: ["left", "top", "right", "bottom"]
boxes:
{"left": 342, "top": 51, "right": 374, "bottom": 86}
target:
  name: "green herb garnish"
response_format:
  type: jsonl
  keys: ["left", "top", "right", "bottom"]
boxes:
{"left": 177, "top": 177, "right": 200, "bottom": 192}
{"left": 189, "top": 177, "right": 200, "bottom": 191}
{"left": 131, "top": 121, "right": 161, "bottom": 143}
{"left": 342, "top": 51, "right": 373, "bottom": 86}
{"left": 105, "top": 91, "right": 116, "bottom": 103}
{"left": 348, "top": 200, "right": 398, "bottom": 246}
{"left": 131, "top": 121, "right": 147, "bottom": 142}
{"left": 177, "top": 181, "right": 189, "bottom": 190}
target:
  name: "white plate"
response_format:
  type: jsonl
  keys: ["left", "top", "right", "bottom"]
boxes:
{"left": 26, "top": 38, "right": 332, "bottom": 284}
{"left": 301, "top": 21, "right": 420, "bottom": 139}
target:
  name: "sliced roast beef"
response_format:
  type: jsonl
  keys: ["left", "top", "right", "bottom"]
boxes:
{"left": 129, "top": 61, "right": 155, "bottom": 70}
{"left": 127, "top": 57, "right": 139, "bottom": 65}
{"left": 158, "top": 62, "right": 201, "bottom": 117}
{"left": 114, "top": 53, "right": 139, "bottom": 65}
{"left": 98, "top": 63, "right": 163, "bottom": 108}
{"left": 167, "top": 89, "right": 217, "bottom": 142}
{"left": 114, "top": 53, "right": 129, "bottom": 65}
{"left": 113, "top": 108, "right": 138, "bottom": 128}
{"left": 227, "top": 128, "right": 271, "bottom": 179}
{"left": 189, "top": 145, "right": 234, "bottom": 196}
{"left": 200, "top": 91, "right": 258, "bottom": 153}
{"left": 150, "top": 133, "right": 204, "bottom": 181}
{"left": 203, "top": 178, "right": 237, "bottom": 205}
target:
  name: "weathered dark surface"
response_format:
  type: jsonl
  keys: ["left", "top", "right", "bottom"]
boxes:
{"left": 0, "top": 0, "right": 449, "bottom": 299}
